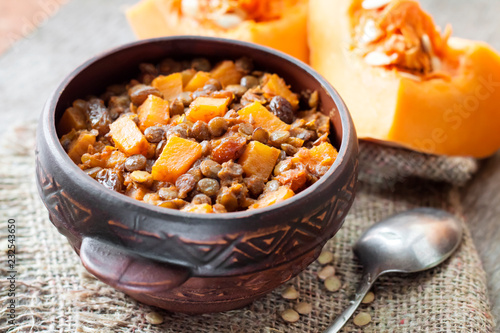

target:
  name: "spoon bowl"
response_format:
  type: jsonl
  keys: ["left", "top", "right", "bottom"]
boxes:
{"left": 325, "top": 208, "right": 463, "bottom": 333}
{"left": 354, "top": 207, "right": 463, "bottom": 275}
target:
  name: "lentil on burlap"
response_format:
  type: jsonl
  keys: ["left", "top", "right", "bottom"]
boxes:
{"left": 362, "top": 291, "right": 375, "bottom": 304}
{"left": 0, "top": 124, "right": 494, "bottom": 332}
{"left": 318, "top": 265, "right": 336, "bottom": 281}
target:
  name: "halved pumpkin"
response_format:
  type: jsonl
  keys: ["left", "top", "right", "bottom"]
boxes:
{"left": 309, "top": 0, "right": 500, "bottom": 157}
{"left": 126, "top": 0, "right": 309, "bottom": 63}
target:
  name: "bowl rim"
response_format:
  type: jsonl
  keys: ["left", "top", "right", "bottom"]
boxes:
{"left": 42, "top": 35, "right": 356, "bottom": 223}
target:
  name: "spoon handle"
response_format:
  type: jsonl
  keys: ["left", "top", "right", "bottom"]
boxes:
{"left": 324, "top": 270, "right": 377, "bottom": 333}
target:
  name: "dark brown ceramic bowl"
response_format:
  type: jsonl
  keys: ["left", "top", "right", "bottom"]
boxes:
{"left": 35, "top": 36, "right": 358, "bottom": 314}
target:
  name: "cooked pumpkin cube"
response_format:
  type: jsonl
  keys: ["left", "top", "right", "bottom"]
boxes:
{"left": 238, "top": 102, "right": 291, "bottom": 132}
{"left": 109, "top": 116, "right": 150, "bottom": 156}
{"left": 67, "top": 130, "right": 97, "bottom": 163}
{"left": 105, "top": 149, "right": 128, "bottom": 168}
{"left": 276, "top": 168, "right": 308, "bottom": 192}
{"left": 295, "top": 142, "right": 338, "bottom": 177}
{"left": 210, "top": 60, "right": 244, "bottom": 87}
{"left": 262, "top": 74, "right": 299, "bottom": 110}
{"left": 239, "top": 141, "right": 281, "bottom": 179}
{"left": 187, "top": 97, "right": 230, "bottom": 123}
{"left": 143, "top": 192, "right": 161, "bottom": 205}
{"left": 181, "top": 69, "right": 197, "bottom": 87}
{"left": 137, "top": 94, "right": 170, "bottom": 131}
{"left": 184, "top": 71, "right": 212, "bottom": 92}
{"left": 152, "top": 136, "right": 202, "bottom": 183}
{"left": 249, "top": 186, "right": 295, "bottom": 209}
{"left": 310, "top": 142, "right": 338, "bottom": 164}
{"left": 80, "top": 146, "right": 127, "bottom": 169}
{"left": 57, "top": 107, "right": 87, "bottom": 135}
{"left": 125, "top": 184, "right": 149, "bottom": 201}
{"left": 181, "top": 203, "right": 214, "bottom": 213}
{"left": 151, "top": 72, "right": 183, "bottom": 101}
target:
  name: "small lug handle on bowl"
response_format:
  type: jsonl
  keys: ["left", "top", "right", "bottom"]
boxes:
{"left": 80, "top": 237, "right": 191, "bottom": 293}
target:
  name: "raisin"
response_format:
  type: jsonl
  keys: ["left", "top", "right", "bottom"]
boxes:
{"left": 96, "top": 169, "right": 124, "bottom": 192}
{"left": 211, "top": 136, "right": 247, "bottom": 164}
{"left": 270, "top": 96, "right": 294, "bottom": 124}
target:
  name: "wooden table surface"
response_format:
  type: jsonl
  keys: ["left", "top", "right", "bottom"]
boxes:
{"left": 0, "top": 0, "right": 498, "bottom": 329}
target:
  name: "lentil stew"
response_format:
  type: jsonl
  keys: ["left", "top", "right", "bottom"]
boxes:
{"left": 58, "top": 57, "right": 338, "bottom": 213}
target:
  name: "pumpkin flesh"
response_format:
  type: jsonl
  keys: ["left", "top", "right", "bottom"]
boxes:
{"left": 126, "top": 0, "right": 309, "bottom": 62}
{"left": 309, "top": 0, "right": 500, "bottom": 157}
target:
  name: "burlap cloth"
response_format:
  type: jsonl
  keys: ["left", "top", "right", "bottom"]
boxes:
{"left": 0, "top": 123, "right": 494, "bottom": 332}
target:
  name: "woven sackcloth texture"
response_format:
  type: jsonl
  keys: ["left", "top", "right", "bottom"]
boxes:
{"left": 0, "top": 123, "right": 494, "bottom": 333}
{"left": 358, "top": 141, "right": 479, "bottom": 187}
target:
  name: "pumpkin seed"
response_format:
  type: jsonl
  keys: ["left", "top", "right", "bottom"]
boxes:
{"left": 360, "top": 19, "right": 383, "bottom": 44}
{"left": 364, "top": 51, "right": 398, "bottom": 66}
{"left": 215, "top": 13, "right": 244, "bottom": 29}
{"left": 421, "top": 34, "right": 433, "bottom": 54}
{"left": 181, "top": 0, "right": 199, "bottom": 16}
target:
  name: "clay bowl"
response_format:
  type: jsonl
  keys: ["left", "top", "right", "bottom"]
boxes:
{"left": 35, "top": 36, "right": 358, "bottom": 314}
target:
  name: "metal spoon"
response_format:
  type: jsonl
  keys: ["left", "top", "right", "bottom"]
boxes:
{"left": 324, "top": 207, "right": 463, "bottom": 333}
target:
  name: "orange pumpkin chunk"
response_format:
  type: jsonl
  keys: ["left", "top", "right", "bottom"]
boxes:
{"left": 80, "top": 146, "right": 128, "bottom": 169}
{"left": 181, "top": 204, "right": 214, "bottom": 213}
{"left": 184, "top": 71, "right": 212, "bottom": 92}
{"left": 250, "top": 186, "right": 295, "bottom": 210}
{"left": 296, "top": 142, "right": 338, "bottom": 177}
{"left": 310, "top": 142, "right": 338, "bottom": 164}
{"left": 152, "top": 136, "right": 202, "bottom": 183}
{"left": 210, "top": 60, "right": 244, "bottom": 88}
{"left": 276, "top": 168, "right": 308, "bottom": 192}
{"left": 238, "top": 102, "right": 290, "bottom": 132}
{"left": 125, "top": 184, "right": 149, "bottom": 201}
{"left": 137, "top": 94, "right": 170, "bottom": 131}
{"left": 262, "top": 74, "right": 299, "bottom": 110}
{"left": 187, "top": 97, "right": 230, "bottom": 123}
{"left": 239, "top": 141, "right": 280, "bottom": 179}
{"left": 151, "top": 72, "right": 183, "bottom": 101}
{"left": 181, "top": 69, "right": 197, "bottom": 87}
{"left": 67, "top": 131, "right": 96, "bottom": 163}
{"left": 109, "top": 116, "right": 150, "bottom": 156}
{"left": 58, "top": 107, "right": 87, "bottom": 135}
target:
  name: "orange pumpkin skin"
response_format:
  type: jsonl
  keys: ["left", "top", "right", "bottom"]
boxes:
{"left": 126, "top": 0, "right": 309, "bottom": 63}
{"left": 309, "top": 0, "right": 500, "bottom": 157}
